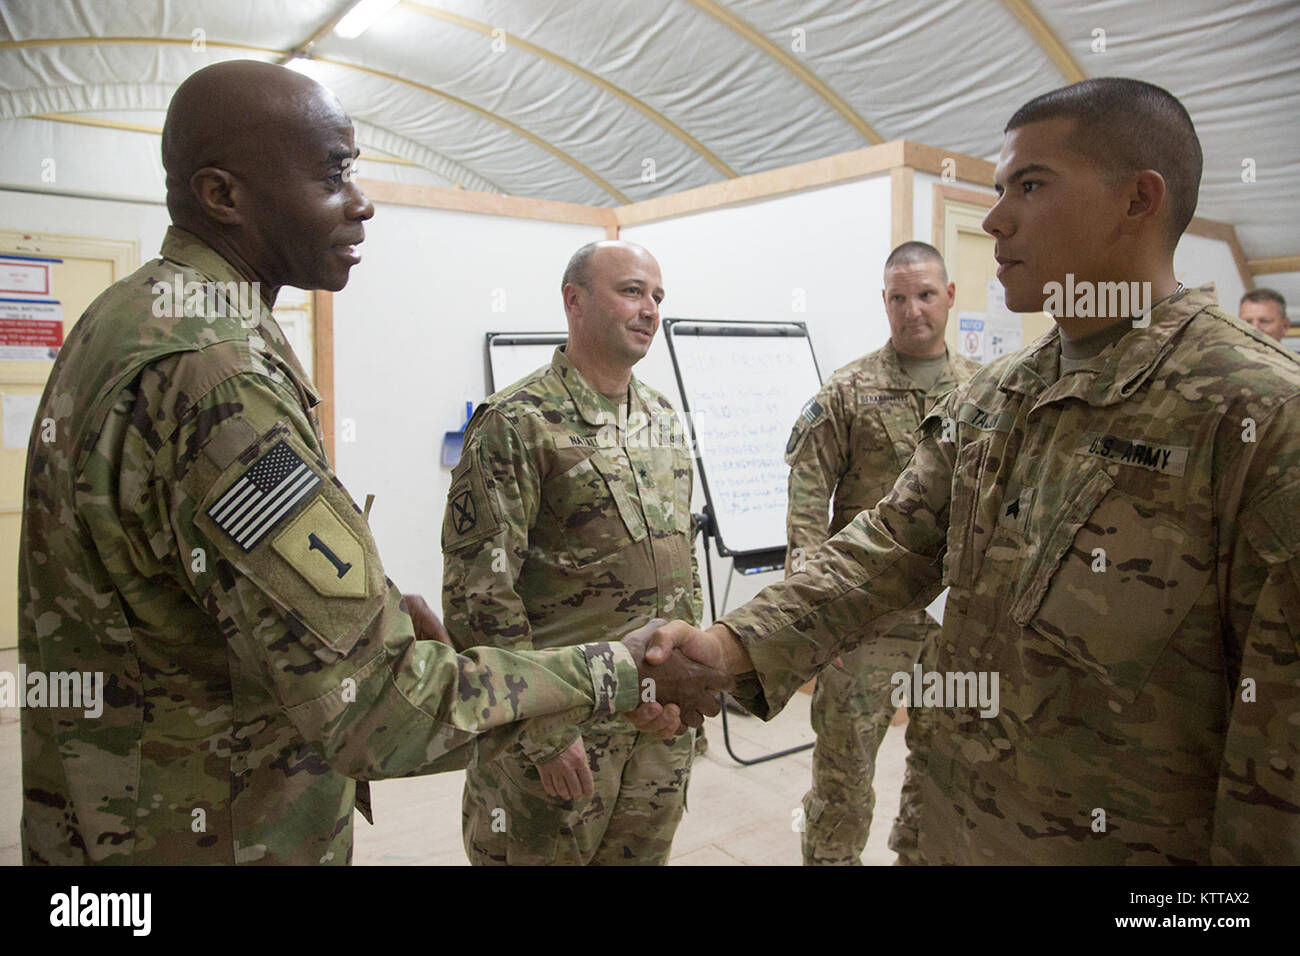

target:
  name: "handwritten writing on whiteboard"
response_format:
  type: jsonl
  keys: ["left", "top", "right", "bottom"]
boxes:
{"left": 669, "top": 327, "right": 821, "bottom": 554}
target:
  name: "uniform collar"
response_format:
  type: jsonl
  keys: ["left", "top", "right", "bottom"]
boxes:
{"left": 998, "top": 284, "right": 1217, "bottom": 409}
{"left": 160, "top": 226, "right": 252, "bottom": 287}
{"left": 552, "top": 346, "right": 645, "bottom": 427}
{"left": 880, "top": 340, "right": 961, "bottom": 398}
{"left": 158, "top": 226, "right": 319, "bottom": 407}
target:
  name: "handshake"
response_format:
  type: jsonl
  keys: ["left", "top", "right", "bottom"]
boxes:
{"left": 618, "top": 618, "right": 735, "bottom": 738}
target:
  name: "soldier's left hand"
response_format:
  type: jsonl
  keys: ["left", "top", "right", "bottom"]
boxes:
{"left": 402, "top": 593, "right": 452, "bottom": 645}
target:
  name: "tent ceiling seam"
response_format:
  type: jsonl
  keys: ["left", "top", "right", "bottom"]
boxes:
{"left": 0, "top": 35, "right": 625, "bottom": 201}
{"left": 402, "top": 2, "right": 738, "bottom": 179}
{"left": 682, "top": 0, "right": 882, "bottom": 145}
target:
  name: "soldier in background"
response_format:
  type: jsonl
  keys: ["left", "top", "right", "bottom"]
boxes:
{"left": 1239, "top": 288, "right": 1289, "bottom": 342}
{"left": 17, "top": 61, "right": 722, "bottom": 866}
{"left": 442, "top": 240, "right": 702, "bottom": 865}
{"left": 649, "top": 77, "right": 1300, "bottom": 864}
{"left": 785, "top": 241, "right": 978, "bottom": 865}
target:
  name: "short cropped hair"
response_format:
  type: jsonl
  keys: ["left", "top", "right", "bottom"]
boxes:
{"left": 884, "top": 241, "right": 948, "bottom": 284}
{"left": 1240, "top": 288, "right": 1286, "bottom": 315}
{"left": 561, "top": 243, "right": 600, "bottom": 292}
{"left": 1006, "top": 78, "right": 1202, "bottom": 249}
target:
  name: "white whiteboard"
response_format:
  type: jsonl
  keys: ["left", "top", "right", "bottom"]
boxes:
{"left": 665, "top": 321, "right": 821, "bottom": 556}
{"left": 486, "top": 331, "right": 684, "bottom": 415}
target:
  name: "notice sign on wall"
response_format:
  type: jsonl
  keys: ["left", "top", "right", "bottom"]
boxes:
{"left": 0, "top": 256, "right": 56, "bottom": 297}
{"left": 0, "top": 298, "right": 64, "bottom": 360}
{"left": 958, "top": 312, "right": 987, "bottom": 362}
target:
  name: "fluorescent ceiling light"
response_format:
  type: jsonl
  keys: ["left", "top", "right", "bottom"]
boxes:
{"left": 333, "top": 0, "right": 401, "bottom": 39}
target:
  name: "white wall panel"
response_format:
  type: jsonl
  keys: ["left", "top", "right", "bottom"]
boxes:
{"left": 1174, "top": 233, "right": 1248, "bottom": 317}
{"left": 622, "top": 175, "right": 895, "bottom": 380}
{"left": 331, "top": 204, "right": 603, "bottom": 595}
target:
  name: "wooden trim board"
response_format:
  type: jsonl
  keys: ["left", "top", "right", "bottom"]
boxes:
{"left": 312, "top": 291, "right": 335, "bottom": 464}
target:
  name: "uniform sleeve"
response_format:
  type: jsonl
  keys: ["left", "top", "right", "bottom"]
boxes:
{"left": 783, "top": 383, "right": 849, "bottom": 577}
{"left": 724, "top": 389, "right": 958, "bottom": 717}
{"left": 145, "top": 366, "right": 641, "bottom": 780}
{"left": 1211, "top": 397, "right": 1300, "bottom": 863}
{"left": 439, "top": 409, "right": 581, "bottom": 765}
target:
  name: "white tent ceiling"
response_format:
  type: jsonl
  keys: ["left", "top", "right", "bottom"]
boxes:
{"left": 1, "top": 0, "right": 1297, "bottom": 283}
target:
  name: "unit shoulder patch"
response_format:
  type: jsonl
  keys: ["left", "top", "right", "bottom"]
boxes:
{"left": 442, "top": 453, "right": 502, "bottom": 552}
{"left": 272, "top": 497, "right": 367, "bottom": 598}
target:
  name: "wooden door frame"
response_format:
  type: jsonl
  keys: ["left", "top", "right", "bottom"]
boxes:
{"left": 312, "top": 291, "right": 335, "bottom": 462}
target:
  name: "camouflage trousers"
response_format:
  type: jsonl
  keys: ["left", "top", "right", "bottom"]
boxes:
{"left": 462, "top": 726, "right": 694, "bottom": 865}
{"left": 802, "top": 611, "right": 938, "bottom": 865}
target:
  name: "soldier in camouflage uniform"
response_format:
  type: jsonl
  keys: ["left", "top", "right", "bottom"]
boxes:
{"left": 785, "top": 242, "right": 979, "bottom": 865}
{"left": 650, "top": 78, "right": 1300, "bottom": 864}
{"left": 17, "top": 62, "right": 721, "bottom": 866}
{"left": 443, "top": 241, "right": 701, "bottom": 865}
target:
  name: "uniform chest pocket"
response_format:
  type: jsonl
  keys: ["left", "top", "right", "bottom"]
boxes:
{"left": 551, "top": 452, "right": 647, "bottom": 566}
{"left": 874, "top": 399, "right": 920, "bottom": 473}
{"left": 1011, "top": 474, "right": 1213, "bottom": 703}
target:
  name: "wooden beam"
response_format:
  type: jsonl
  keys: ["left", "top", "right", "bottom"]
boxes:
{"left": 356, "top": 177, "right": 618, "bottom": 227}
{"left": 890, "top": 166, "right": 913, "bottom": 249}
{"left": 312, "top": 290, "right": 335, "bottom": 465}
{"left": 616, "top": 141, "right": 905, "bottom": 226}
{"left": 605, "top": 224, "right": 620, "bottom": 240}
{"left": 1187, "top": 218, "right": 1254, "bottom": 291}
{"left": 1000, "top": 0, "right": 1087, "bottom": 83}
{"left": 903, "top": 142, "right": 997, "bottom": 187}
{"left": 1246, "top": 255, "right": 1300, "bottom": 275}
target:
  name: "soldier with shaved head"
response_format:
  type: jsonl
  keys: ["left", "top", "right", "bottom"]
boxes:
{"left": 648, "top": 77, "right": 1300, "bottom": 864}
{"left": 17, "top": 61, "right": 723, "bottom": 866}
{"left": 442, "top": 240, "right": 703, "bottom": 865}
{"left": 785, "top": 241, "right": 978, "bottom": 865}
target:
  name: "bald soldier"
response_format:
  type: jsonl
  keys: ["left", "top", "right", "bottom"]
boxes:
{"left": 17, "top": 61, "right": 722, "bottom": 866}
{"left": 785, "top": 241, "right": 978, "bottom": 865}
{"left": 648, "top": 77, "right": 1300, "bottom": 864}
{"left": 442, "top": 241, "right": 701, "bottom": 865}
{"left": 1239, "top": 289, "right": 1289, "bottom": 342}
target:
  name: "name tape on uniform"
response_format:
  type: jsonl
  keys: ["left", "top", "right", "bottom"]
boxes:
{"left": 1079, "top": 433, "right": 1189, "bottom": 476}
{"left": 957, "top": 402, "right": 1014, "bottom": 433}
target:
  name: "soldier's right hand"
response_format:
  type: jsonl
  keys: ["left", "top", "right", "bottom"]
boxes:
{"left": 621, "top": 619, "right": 731, "bottom": 729}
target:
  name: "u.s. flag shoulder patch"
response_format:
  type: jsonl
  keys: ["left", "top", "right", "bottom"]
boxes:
{"left": 207, "top": 440, "right": 322, "bottom": 551}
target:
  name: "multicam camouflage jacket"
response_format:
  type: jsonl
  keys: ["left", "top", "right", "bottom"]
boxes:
{"left": 784, "top": 341, "right": 979, "bottom": 575}
{"left": 724, "top": 285, "right": 1300, "bottom": 864}
{"left": 18, "top": 228, "right": 640, "bottom": 865}
{"left": 442, "top": 347, "right": 700, "bottom": 763}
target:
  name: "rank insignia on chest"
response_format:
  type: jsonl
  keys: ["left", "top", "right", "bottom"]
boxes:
{"left": 207, "top": 440, "right": 321, "bottom": 551}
